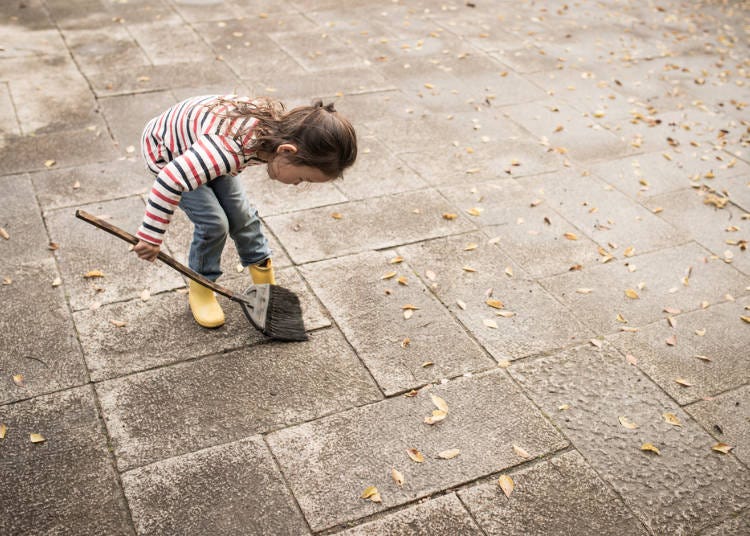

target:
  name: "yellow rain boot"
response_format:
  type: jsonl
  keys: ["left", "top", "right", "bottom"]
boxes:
{"left": 188, "top": 280, "right": 225, "bottom": 328}
{"left": 248, "top": 258, "right": 276, "bottom": 285}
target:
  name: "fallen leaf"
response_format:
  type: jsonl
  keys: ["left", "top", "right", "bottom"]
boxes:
{"left": 331, "top": 212, "right": 344, "bottom": 219}
{"left": 360, "top": 486, "right": 382, "bottom": 502}
{"left": 381, "top": 271, "right": 397, "bottom": 280}
{"left": 483, "top": 319, "right": 498, "bottom": 329}
{"left": 663, "top": 413, "right": 682, "bottom": 426}
{"left": 464, "top": 243, "right": 478, "bottom": 251}
{"left": 623, "top": 246, "right": 635, "bottom": 257}
{"left": 505, "top": 267, "right": 513, "bottom": 277}
{"left": 421, "top": 361, "right": 434, "bottom": 368}
{"left": 397, "top": 277, "right": 408, "bottom": 285}
{"left": 140, "top": 289, "right": 151, "bottom": 301}
{"left": 665, "top": 335, "right": 677, "bottom": 346}
{"left": 695, "top": 354, "right": 712, "bottom": 362}
{"left": 467, "top": 207, "right": 483, "bottom": 217}
{"left": 618, "top": 416, "right": 639, "bottom": 429}
{"left": 641, "top": 443, "right": 660, "bottom": 455}
{"left": 712, "top": 442, "right": 733, "bottom": 454}
{"left": 0, "top": 423, "right": 6, "bottom": 439}
{"left": 695, "top": 328, "right": 706, "bottom": 336}
{"left": 496, "top": 311, "right": 516, "bottom": 318}
{"left": 626, "top": 354, "right": 638, "bottom": 365}
{"left": 558, "top": 404, "right": 570, "bottom": 410}
{"left": 625, "top": 289, "right": 639, "bottom": 299}
{"left": 741, "top": 316, "right": 750, "bottom": 324}
{"left": 667, "top": 317, "right": 676, "bottom": 328}
{"left": 563, "top": 232, "right": 578, "bottom": 240}
{"left": 590, "top": 339, "right": 603, "bottom": 348}
{"left": 391, "top": 468, "right": 404, "bottom": 486}
{"left": 443, "top": 213, "right": 458, "bottom": 220}
{"left": 425, "top": 409, "right": 447, "bottom": 425}
{"left": 486, "top": 299, "right": 504, "bottom": 309}
{"left": 576, "top": 288, "right": 593, "bottom": 294}
{"left": 616, "top": 313, "right": 628, "bottom": 323}
{"left": 109, "top": 319, "right": 127, "bottom": 328}
{"left": 456, "top": 299, "right": 467, "bottom": 310}
{"left": 0, "top": 228, "right": 9, "bottom": 240}
{"left": 513, "top": 444, "right": 531, "bottom": 459}
{"left": 663, "top": 307, "right": 681, "bottom": 314}
{"left": 12, "top": 374, "right": 24, "bottom": 386}
{"left": 390, "top": 256, "right": 404, "bottom": 264}
{"left": 30, "top": 433, "right": 46, "bottom": 444}
{"left": 83, "top": 270, "right": 104, "bottom": 279}
{"left": 407, "top": 449, "right": 425, "bottom": 463}
{"left": 51, "top": 277, "right": 62, "bottom": 287}
{"left": 438, "top": 448, "right": 460, "bottom": 459}
{"left": 462, "top": 266, "right": 477, "bottom": 272}
{"left": 404, "top": 390, "right": 419, "bottom": 397}
{"left": 497, "top": 475, "right": 514, "bottom": 497}
{"left": 44, "top": 160, "right": 56, "bottom": 168}
{"left": 2, "top": 277, "right": 11, "bottom": 285}
{"left": 675, "top": 378, "right": 693, "bottom": 387}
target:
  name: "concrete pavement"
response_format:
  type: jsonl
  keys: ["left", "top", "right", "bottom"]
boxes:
{"left": 1, "top": 0, "right": 749, "bottom": 534}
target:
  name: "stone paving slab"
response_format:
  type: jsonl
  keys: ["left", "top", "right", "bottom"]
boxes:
{"left": 265, "top": 188, "right": 477, "bottom": 264}
{"left": 97, "top": 327, "right": 380, "bottom": 471}
{"left": 128, "top": 21, "right": 217, "bottom": 66}
{"left": 75, "top": 265, "right": 329, "bottom": 381}
{"left": 700, "top": 509, "right": 750, "bottom": 536}
{"left": 458, "top": 451, "right": 647, "bottom": 536}
{"left": 46, "top": 197, "right": 185, "bottom": 311}
{"left": 609, "top": 297, "right": 750, "bottom": 406}
{"left": 539, "top": 242, "right": 749, "bottom": 335}
{"left": 256, "top": 65, "right": 395, "bottom": 101}
{"left": 646, "top": 188, "right": 750, "bottom": 276}
{"left": 32, "top": 157, "right": 148, "bottom": 212}
{"left": 0, "top": 386, "right": 131, "bottom": 535}
{"left": 523, "top": 170, "right": 690, "bottom": 257}
{"left": 685, "top": 384, "right": 750, "bottom": 466}
{"left": 0, "top": 259, "right": 86, "bottom": 405}
{"left": 438, "top": 177, "right": 602, "bottom": 278}
{"left": 0, "top": 174, "right": 52, "bottom": 268}
{"left": 337, "top": 494, "right": 482, "bottom": 536}
{"left": 266, "top": 370, "right": 568, "bottom": 532}
{"left": 122, "top": 436, "right": 310, "bottom": 536}
{"left": 301, "top": 250, "right": 494, "bottom": 395}
{"left": 399, "top": 232, "right": 592, "bottom": 361}
{"left": 509, "top": 342, "right": 750, "bottom": 535}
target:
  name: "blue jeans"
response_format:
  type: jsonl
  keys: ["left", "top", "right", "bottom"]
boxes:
{"left": 179, "top": 175, "right": 270, "bottom": 281}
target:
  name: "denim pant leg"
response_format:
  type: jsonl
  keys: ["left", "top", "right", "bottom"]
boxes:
{"left": 179, "top": 184, "right": 229, "bottom": 281}
{"left": 210, "top": 175, "right": 271, "bottom": 267}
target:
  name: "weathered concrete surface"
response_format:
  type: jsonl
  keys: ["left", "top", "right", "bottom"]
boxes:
{"left": 337, "top": 494, "right": 483, "bottom": 536}
{"left": 301, "top": 250, "right": 494, "bottom": 395}
{"left": 458, "top": 451, "right": 647, "bottom": 536}
{"left": 0, "top": 387, "right": 132, "bottom": 535}
{"left": 97, "top": 328, "right": 381, "bottom": 471}
{"left": 122, "top": 436, "right": 310, "bottom": 536}
{"left": 3, "top": 0, "right": 749, "bottom": 534}
{"left": 266, "top": 371, "right": 567, "bottom": 531}
{"left": 510, "top": 343, "right": 750, "bottom": 535}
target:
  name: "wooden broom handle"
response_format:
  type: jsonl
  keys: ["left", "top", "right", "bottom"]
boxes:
{"left": 75, "top": 209, "right": 238, "bottom": 300}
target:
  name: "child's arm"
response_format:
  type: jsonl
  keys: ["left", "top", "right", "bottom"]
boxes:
{"left": 136, "top": 134, "right": 244, "bottom": 247}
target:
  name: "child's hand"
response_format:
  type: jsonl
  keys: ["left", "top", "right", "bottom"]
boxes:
{"left": 133, "top": 240, "right": 160, "bottom": 262}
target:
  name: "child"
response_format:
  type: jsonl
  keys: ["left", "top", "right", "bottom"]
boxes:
{"left": 133, "top": 95, "right": 357, "bottom": 328}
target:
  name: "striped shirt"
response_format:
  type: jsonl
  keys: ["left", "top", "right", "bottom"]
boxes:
{"left": 137, "top": 95, "right": 266, "bottom": 246}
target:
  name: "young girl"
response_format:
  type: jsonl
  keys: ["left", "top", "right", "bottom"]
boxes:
{"left": 133, "top": 95, "right": 357, "bottom": 328}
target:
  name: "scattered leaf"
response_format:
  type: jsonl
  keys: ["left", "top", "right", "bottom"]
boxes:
{"left": 140, "top": 289, "right": 151, "bottom": 301}
{"left": 456, "top": 299, "right": 467, "bottom": 310}
{"left": 665, "top": 335, "right": 677, "bottom": 346}
{"left": 513, "top": 445, "right": 531, "bottom": 459}
{"left": 360, "top": 486, "right": 382, "bottom": 502}
{"left": 109, "top": 319, "right": 127, "bottom": 328}
{"left": 44, "top": 160, "right": 56, "bottom": 168}
{"left": 741, "top": 316, "right": 750, "bottom": 324}
{"left": 390, "top": 256, "right": 404, "bottom": 264}
{"left": 618, "top": 416, "right": 639, "bottom": 429}
{"left": 431, "top": 394, "right": 449, "bottom": 413}
{"left": 12, "top": 374, "right": 24, "bottom": 386}
{"left": 577, "top": 288, "right": 593, "bottom": 294}
{"left": 558, "top": 404, "right": 570, "bottom": 411}
{"left": 712, "top": 442, "right": 733, "bottom": 454}
{"left": 391, "top": 468, "right": 404, "bottom": 486}
{"left": 421, "top": 361, "right": 434, "bottom": 368}
{"left": 0, "top": 228, "right": 9, "bottom": 240}
{"left": 464, "top": 243, "right": 478, "bottom": 251}
{"left": 83, "top": 270, "right": 104, "bottom": 279}
{"left": 462, "top": 266, "right": 477, "bottom": 272}
{"left": 486, "top": 299, "right": 504, "bottom": 309}
{"left": 483, "top": 319, "right": 498, "bottom": 329}
{"left": 663, "top": 307, "right": 681, "bottom": 314}
{"left": 397, "top": 276, "right": 408, "bottom": 285}
{"left": 625, "top": 289, "right": 639, "bottom": 299}
{"left": 443, "top": 213, "right": 458, "bottom": 220}
{"left": 30, "top": 433, "right": 46, "bottom": 444}
{"left": 695, "top": 354, "right": 712, "bottom": 362}
{"left": 663, "top": 413, "right": 682, "bottom": 426}
{"left": 641, "top": 443, "right": 660, "bottom": 455}
{"left": 497, "top": 475, "right": 514, "bottom": 497}
{"left": 505, "top": 267, "right": 513, "bottom": 277}
{"left": 467, "top": 207, "right": 483, "bottom": 217}
{"left": 675, "top": 378, "right": 693, "bottom": 387}
{"left": 381, "top": 271, "right": 397, "bottom": 280}
{"left": 438, "top": 448, "right": 460, "bottom": 459}
{"left": 589, "top": 339, "right": 603, "bottom": 348}
{"left": 425, "top": 409, "right": 448, "bottom": 425}
{"left": 407, "top": 449, "right": 425, "bottom": 463}
{"left": 0, "top": 423, "right": 6, "bottom": 439}
{"left": 626, "top": 354, "right": 638, "bottom": 365}
{"left": 2, "top": 277, "right": 11, "bottom": 285}
{"left": 331, "top": 212, "right": 343, "bottom": 219}
{"left": 563, "top": 232, "right": 578, "bottom": 240}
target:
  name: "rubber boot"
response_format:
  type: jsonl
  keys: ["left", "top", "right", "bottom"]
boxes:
{"left": 188, "top": 280, "right": 225, "bottom": 328}
{"left": 248, "top": 258, "right": 276, "bottom": 285}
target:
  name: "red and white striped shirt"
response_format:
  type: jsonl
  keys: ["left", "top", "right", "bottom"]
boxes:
{"left": 137, "top": 95, "right": 265, "bottom": 246}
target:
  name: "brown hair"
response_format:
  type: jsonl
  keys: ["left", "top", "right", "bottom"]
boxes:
{"left": 208, "top": 97, "right": 357, "bottom": 178}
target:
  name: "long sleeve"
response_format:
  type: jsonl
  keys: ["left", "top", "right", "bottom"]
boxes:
{"left": 136, "top": 133, "right": 244, "bottom": 245}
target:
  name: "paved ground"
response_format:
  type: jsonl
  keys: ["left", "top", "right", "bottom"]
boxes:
{"left": 1, "top": 0, "right": 749, "bottom": 534}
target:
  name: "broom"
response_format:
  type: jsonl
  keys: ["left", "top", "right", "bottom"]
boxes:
{"left": 75, "top": 210, "right": 308, "bottom": 342}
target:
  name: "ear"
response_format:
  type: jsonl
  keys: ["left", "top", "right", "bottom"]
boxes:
{"left": 276, "top": 143, "right": 298, "bottom": 154}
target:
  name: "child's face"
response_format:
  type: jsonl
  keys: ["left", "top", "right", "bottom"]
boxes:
{"left": 267, "top": 156, "right": 331, "bottom": 186}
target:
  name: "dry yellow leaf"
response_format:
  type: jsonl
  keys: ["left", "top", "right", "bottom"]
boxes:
{"left": 438, "top": 448, "right": 460, "bottom": 459}
{"left": 2, "top": 277, "right": 11, "bottom": 285}
{"left": 563, "top": 232, "right": 578, "bottom": 240}
{"left": 695, "top": 328, "right": 706, "bottom": 336}
{"left": 431, "top": 394, "right": 449, "bottom": 413}
{"left": 663, "top": 413, "right": 682, "bottom": 426}
{"left": 625, "top": 289, "right": 639, "bottom": 299}
{"left": 331, "top": 212, "right": 343, "bottom": 219}
{"left": 483, "top": 319, "right": 498, "bottom": 329}
{"left": 83, "top": 270, "right": 104, "bottom": 279}
{"left": 0, "top": 423, "right": 6, "bottom": 439}
{"left": 464, "top": 243, "right": 478, "bottom": 251}
{"left": 425, "top": 410, "right": 447, "bottom": 425}
{"left": 51, "top": 277, "right": 62, "bottom": 287}
{"left": 462, "top": 266, "right": 477, "bottom": 273}
{"left": 456, "top": 300, "right": 467, "bottom": 310}
{"left": 407, "top": 448, "right": 425, "bottom": 463}
{"left": 741, "top": 316, "right": 750, "bottom": 324}
{"left": 404, "top": 389, "right": 419, "bottom": 397}
{"left": 467, "top": 207, "right": 483, "bottom": 217}
{"left": 381, "top": 272, "right": 397, "bottom": 280}
{"left": 505, "top": 267, "right": 513, "bottom": 277}
{"left": 641, "top": 443, "right": 660, "bottom": 455}
{"left": 30, "top": 433, "right": 46, "bottom": 444}
{"left": 616, "top": 313, "right": 627, "bottom": 323}
{"left": 486, "top": 299, "right": 504, "bottom": 309}
{"left": 675, "top": 378, "right": 693, "bottom": 387}
{"left": 402, "top": 304, "right": 419, "bottom": 310}
{"left": 623, "top": 246, "right": 635, "bottom": 257}
{"left": 44, "top": 160, "right": 56, "bottom": 168}
{"left": 424, "top": 83, "right": 434, "bottom": 89}
{"left": 513, "top": 444, "right": 531, "bottom": 459}
{"left": 712, "top": 442, "right": 733, "bottom": 454}
{"left": 618, "top": 416, "right": 638, "bottom": 429}
{"left": 0, "top": 227, "right": 9, "bottom": 240}
{"left": 558, "top": 404, "right": 570, "bottom": 411}
{"left": 397, "top": 277, "right": 408, "bottom": 286}
{"left": 667, "top": 317, "right": 676, "bottom": 328}
{"left": 695, "top": 354, "right": 712, "bottom": 362}
{"left": 443, "top": 213, "right": 458, "bottom": 220}
{"left": 421, "top": 361, "right": 434, "bottom": 368}
{"left": 401, "top": 338, "right": 410, "bottom": 348}
{"left": 360, "top": 486, "right": 382, "bottom": 502}
{"left": 496, "top": 311, "right": 516, "bottom": 318}
{"left": 13, "top": 374, "right": 24, "bottom": 386}
{"left": 391, "top": 468, "right": 404, "bottom": 486}
{"left": 498, "top": 474, "right": 514, "bottom": 497}
{"left": 390, "top": 256, "right": 404, "bottom": 264}
{"left": 590, "top": 339, "right": 603, "bottom": 348}
{"left": 109, "top": 319, "right": 127, "bottom": 328}
{"left": 576, "top": 288, "right": 593, "bottom": 294}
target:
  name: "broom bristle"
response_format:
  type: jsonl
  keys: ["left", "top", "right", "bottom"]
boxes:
{"left": 264, "top": 285, "right": 308, "bottom": 341}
